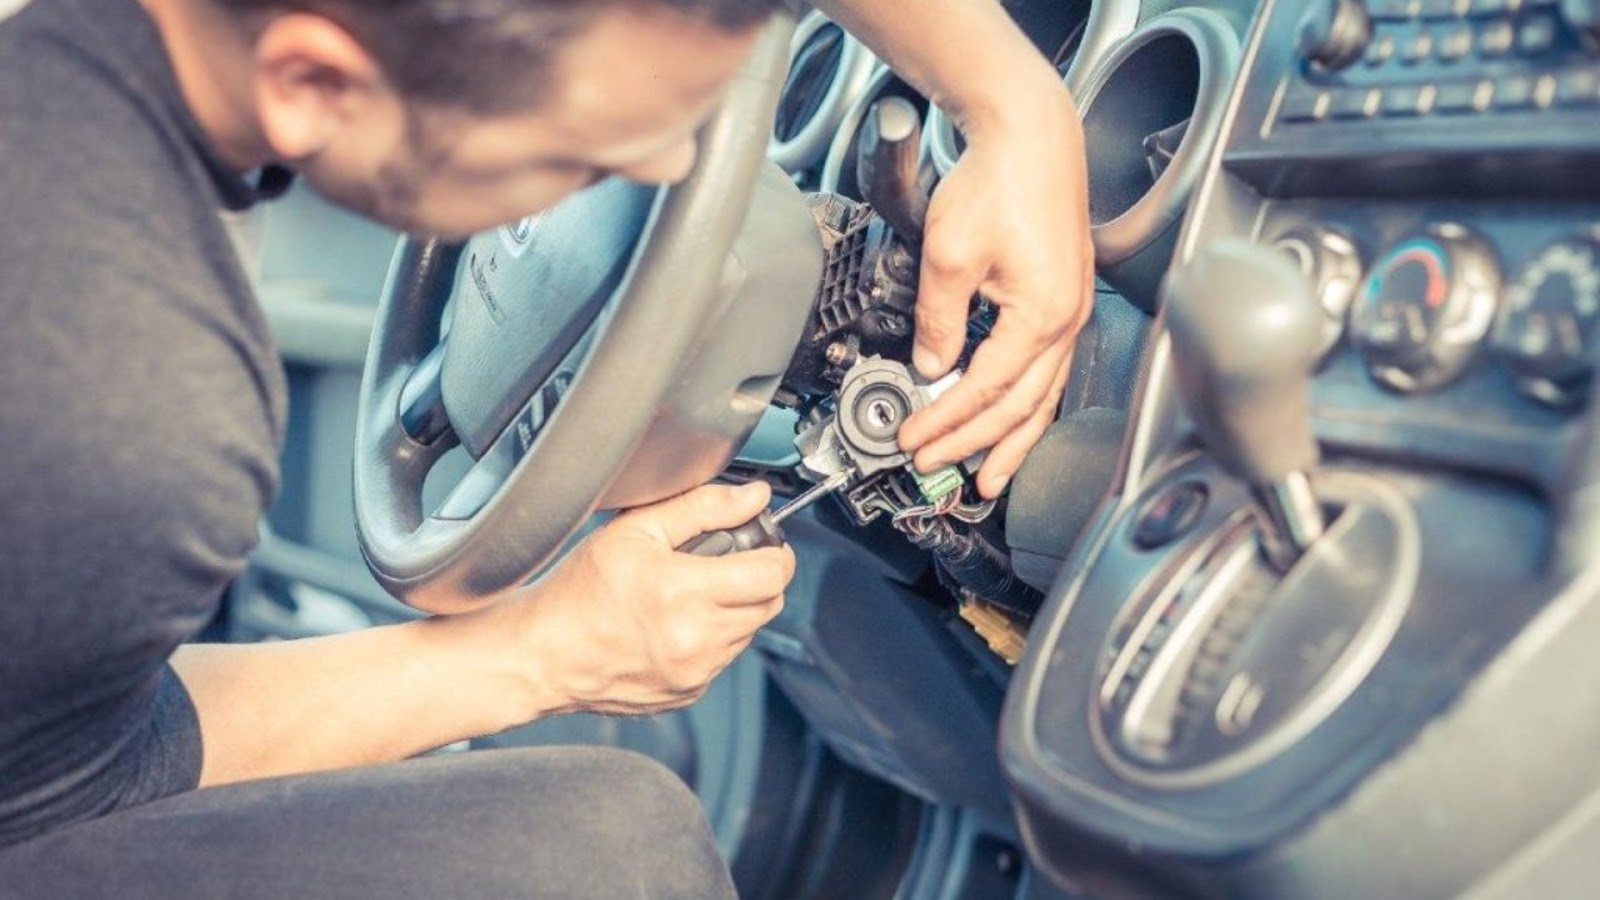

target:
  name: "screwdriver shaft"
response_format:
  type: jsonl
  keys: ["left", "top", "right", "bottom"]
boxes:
{"left": 680, "top": 472, "right": 852, "bottom": 556}
{"left": 770, "top": 471, "right": 851, "bottom": 525}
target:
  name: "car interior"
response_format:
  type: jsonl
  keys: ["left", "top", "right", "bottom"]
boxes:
{"left": 209, "top": 0, "right": 1600, "bottom": 897}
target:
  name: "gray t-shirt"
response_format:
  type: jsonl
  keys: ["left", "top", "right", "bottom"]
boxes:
{"left": 0, "top": 0, "right": 288, "bottom": 846}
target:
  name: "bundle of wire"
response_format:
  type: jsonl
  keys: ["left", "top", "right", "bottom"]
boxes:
{"left": 891, "top": 486, "right": 998, "bottom": 538}
{"left": 893, "top": 485, "right": 1040, "bottom": 615}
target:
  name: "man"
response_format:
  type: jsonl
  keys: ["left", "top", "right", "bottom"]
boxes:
{"left": 0, "top": 0, "right": 1091, "bottom": 895}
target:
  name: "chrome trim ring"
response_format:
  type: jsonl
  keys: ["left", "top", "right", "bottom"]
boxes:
{"left": 768, "top": 11, "right": 881, "bottom": 175}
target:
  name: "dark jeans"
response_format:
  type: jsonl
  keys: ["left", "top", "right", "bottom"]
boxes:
{"left": 0, "top": 746, "right": 736, "bottom": 899}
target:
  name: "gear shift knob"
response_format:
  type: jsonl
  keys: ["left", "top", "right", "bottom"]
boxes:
{"left": 1164, "top": 239, "right": 1327, "bottom": 568}
{"left": 1165, "top": 239, "right": 1324, "bottom": 481}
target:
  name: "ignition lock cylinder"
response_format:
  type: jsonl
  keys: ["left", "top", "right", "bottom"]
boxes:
{"left": 760, "top": 96, "right": 1046, "bottom": 651}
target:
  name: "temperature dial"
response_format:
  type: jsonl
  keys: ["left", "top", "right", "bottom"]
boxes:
{"left": 1350, "top": 224, "right": 1501, "bottom": 394}
{"left": 1275, "top": 226, "right": 1363, "bottom": 361}
{"left": 1493, "top": 235, "right": 1600, "bottom": 409}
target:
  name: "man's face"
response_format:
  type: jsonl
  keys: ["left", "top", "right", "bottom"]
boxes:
{"left": 298, "top": 6, "right": 762, "bottom": 239}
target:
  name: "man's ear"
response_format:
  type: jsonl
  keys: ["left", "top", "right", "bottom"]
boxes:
{"left": 252, "top": 13, "right": 391, "bottom": 161}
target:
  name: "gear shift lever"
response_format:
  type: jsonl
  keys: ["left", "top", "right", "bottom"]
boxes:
{"left": 1164, "top": 239, "right": 1327, "bottom": 571}
{"left": 857, "top": 97, "right": 935, "bottom": 247}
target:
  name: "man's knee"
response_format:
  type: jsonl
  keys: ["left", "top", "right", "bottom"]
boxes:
{"left": 571, "top": 746, "right": 704, "bottom": 832}
{"left": 509, "top": 746, "right": 736, "bottom": 899}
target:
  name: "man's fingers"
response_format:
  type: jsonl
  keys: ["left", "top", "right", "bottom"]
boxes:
{"left": 896, "top": 327, "right": 1005, "bottom": 452}
{"left": 914, "top": 210, "right": 984, "bottom": 380}
{"left": 669, "top": 546, "right": 796, "bottom": 607}
{"left": 972, "top": 355, "right": 1073, "bottom": 498}
{"left": 722, "top": 594, "right": 785, "bottom": 647}
{"left": 911, "top": 339, "right": 1067, "bottom": 474}
{"left": 623, "top": 481, "right": 772, "bottom": 548}
{"left": 901, "top": 300, "right": 1067, "bottom": 449}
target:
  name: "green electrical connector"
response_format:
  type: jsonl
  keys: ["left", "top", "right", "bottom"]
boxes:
{"left": 912, "top": 464, "right": 965, "bottom": 503}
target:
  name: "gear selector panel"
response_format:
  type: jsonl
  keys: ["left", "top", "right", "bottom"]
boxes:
{"left": 1001, "top": 0, "right": 1599, "bottom": 893}
{"left": 1094, "top": 466, "right": 1418, "bottom": 788}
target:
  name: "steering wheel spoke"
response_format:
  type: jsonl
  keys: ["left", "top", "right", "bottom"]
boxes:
{"left": 433, "top": 366, "right": 576, "bottom": 522}
{"left": 398, "top": 344, "right": 457, "bottom": 449}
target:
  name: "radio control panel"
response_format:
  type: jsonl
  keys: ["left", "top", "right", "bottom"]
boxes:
{"left": 1282, "top": 0, "right": 1598, "bottom": 122}
{"left": 1227, "top": 0, "right": 1600, "bottom": 196}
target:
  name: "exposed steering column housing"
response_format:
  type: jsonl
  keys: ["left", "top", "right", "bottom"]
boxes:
{"left": 774, "top": 97, "right": 1045, "bottom": 622}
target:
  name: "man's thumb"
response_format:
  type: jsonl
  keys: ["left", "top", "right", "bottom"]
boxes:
{"left": 633, "top": 481, "right": 772, "bottom": 548}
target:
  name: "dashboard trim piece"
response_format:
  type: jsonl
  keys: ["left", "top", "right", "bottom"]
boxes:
{"left": 1077, "top": 8, "right": 1243, "bottom": 266}
{"left": 1088, "top": 471, "right": 1422, "bottom": 791}
{"left": 768, "top": 11, "right": 880, "bottom": 176}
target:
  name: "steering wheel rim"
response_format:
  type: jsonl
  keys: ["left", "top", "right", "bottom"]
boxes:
{"left": 354, "top": 17, "right": 797, "bottom": 611}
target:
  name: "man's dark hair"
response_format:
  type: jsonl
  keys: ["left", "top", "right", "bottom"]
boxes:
{"left": 217, "top": 0, "right": 784, "bottom": 113}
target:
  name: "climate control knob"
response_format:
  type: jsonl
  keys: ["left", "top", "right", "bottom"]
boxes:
{"left": 1297, "top": 0, "right": 1373, "bottom": 73}
{"left": 1493, "top": 235, "right": 1600, "bottom": 409}
{"left": 1350, "top": 224, "right": 1502, "bottom": 394}
{"left": 1275, "top": 226, "right": 1363, "bottom": 360}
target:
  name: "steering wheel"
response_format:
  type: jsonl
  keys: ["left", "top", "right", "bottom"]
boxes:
{"left": 354, "top": 19, "right": 802, "bottom": 612}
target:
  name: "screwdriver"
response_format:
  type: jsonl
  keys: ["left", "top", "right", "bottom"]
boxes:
{"left": 680, "top": 471, "right": 851, "bottom": 556}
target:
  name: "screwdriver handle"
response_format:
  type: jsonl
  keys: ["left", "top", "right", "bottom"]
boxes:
{"left": 680, "top": 511, "right": 787, "bottom": 556}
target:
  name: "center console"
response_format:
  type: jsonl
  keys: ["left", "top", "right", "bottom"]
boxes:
{"left": 1002, "top": 2, "right": 1600, "bottom": 896}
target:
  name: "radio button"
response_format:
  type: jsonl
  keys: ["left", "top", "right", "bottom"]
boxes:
{"left": 1365, "top": 32, "right": 1398, "bottom": 65}
{"left": 1556, "top": 68, "right": 1600, "bottom": 106}
{"left": 1402, "top": 29, "right": 1437, "bottom": 63}
{"left": 1438, "top": 24, "right": 1476, "bottom": 59}
{"left": 1518, "top": 14, "right": 1559, "bottom": 54}
{"left": 1533, "top": 73, "right": 1559, "bottom": 107}
{"left": 1282, "top": 86, "right": 1333, "bottom": 122}
{"left": 1478, "top": 20, "right": 1516, "bottom": 56}
{"left": 1382, "top": 83, "right": 1439, "bottom": 114}
{"left": 1494, "top": 74, "right": 1538, "bottom": 108}
{"left": 1332, "top": 87, "right": 1384, "bottom": 117}
{"left": 1434, "top": 79, "right": 1493, "bottom": 111}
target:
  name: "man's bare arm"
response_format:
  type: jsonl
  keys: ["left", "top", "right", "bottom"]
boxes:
{"left": 817, "top": 0, "right": 1065, "bottom": 135}
{"left": 817, "top": 0, "right": 1095, "bottom": 498}
{"left": 170, "top": 612, "right": 543, "bottom": 785}
{"left": 171, "top": 483, "right": 792, "bottom": 786}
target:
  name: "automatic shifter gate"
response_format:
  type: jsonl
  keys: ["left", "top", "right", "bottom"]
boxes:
{"left": 1093, "top": 241, "right": 1420, "bottom": 786}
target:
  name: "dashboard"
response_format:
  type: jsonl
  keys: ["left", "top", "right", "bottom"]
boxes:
{"left": 996, "top": 1, "right": 1600, "bottom": 897}
{"left": 751, "top": 1, "right": 1600, "bottom": 897}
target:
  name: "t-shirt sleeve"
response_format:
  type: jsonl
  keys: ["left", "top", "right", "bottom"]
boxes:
{"left": 0, "top": 3, "right": 285, "bottom": 845}
{"left": 134, "top": 667, "right": 206, "bottom": 801}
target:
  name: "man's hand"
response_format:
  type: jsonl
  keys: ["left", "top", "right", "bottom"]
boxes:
{"left": 817, "top": 0, "right": 1096, "bottom": 501}
{"left": 512, "top": 481, "right": 795, "bottom": 716}
{"left": 893, "top": 84, "right": 1094, "bottom": 500}
{"left": 173, "top": 482, "right": 794, "bottom": 785}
